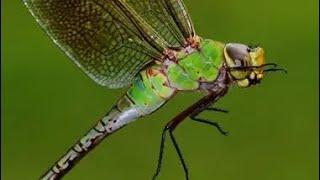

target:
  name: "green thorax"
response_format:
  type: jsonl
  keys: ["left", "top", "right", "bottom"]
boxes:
{"left": 125, "top": 39, "right": 225, "bottom": 116}
{"left": 165, "top": 39, "right": 225, "bottom": 90}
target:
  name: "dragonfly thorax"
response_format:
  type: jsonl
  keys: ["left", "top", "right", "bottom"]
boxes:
{"left": 198, "top": 67, "right": 230, "bottom": 92}
{"left": 160, "top": 39, "right": 226, "bottom": 91}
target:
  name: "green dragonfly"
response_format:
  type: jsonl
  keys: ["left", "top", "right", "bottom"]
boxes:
{"left": 23, "top": 0, "right": 286, "bottom": 179}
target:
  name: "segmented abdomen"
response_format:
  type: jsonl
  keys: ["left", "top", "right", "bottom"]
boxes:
{"left": 41, "top": 68, "right": 176, "bottom": 180}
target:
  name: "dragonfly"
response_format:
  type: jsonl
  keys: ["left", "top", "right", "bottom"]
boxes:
{"left": 23, "top": 0, "right": 286, "bottom": 179}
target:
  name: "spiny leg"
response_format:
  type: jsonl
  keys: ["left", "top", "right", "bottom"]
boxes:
{"left": 169, "top": 129, "right": 189, "bottom": 180}
{"left": 205, "top": 107, "right": 229, "bottom": 114}
{"left": 152, "top": 124, "right": 189, "bottom": 180}
{"left": 190, "top": 107, "right": 229, "bottom": 136}
{"left": 190, "top": 116, "right": 228, "bottom": 136}
{"left": 152, "top": 90, "right": 228, "bottom": 180}
{"left": 152, "top": 111, "right": 191, "bottom": 180}
{"left": 152, "top": 127, "right": 168, "bottom": 180}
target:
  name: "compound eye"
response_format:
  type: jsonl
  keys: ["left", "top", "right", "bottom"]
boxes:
{"left": 225, "top": 43, "right": 249, "bottom": 65}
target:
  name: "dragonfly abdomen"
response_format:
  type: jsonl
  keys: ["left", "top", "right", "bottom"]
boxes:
{"left": 126, "top": 67, "right": 177, "bottom": 115}
{"left": 42, "top": 66, "right": 180, "bottom": 179}
{"left": 40, "top": 104, "right": 142, "bottom": 179}
{"left": 42, "top": 91, "right": 159, "bottom": 179}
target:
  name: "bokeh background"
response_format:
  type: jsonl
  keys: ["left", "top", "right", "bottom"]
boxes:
{"left": 1, "top": 0, "right": 318, "bottom": 180}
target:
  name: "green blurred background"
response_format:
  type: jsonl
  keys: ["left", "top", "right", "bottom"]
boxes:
{"left": 1, "top": 0, "right": 318, "bottom": 179}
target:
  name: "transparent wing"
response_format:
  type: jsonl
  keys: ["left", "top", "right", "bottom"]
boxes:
{"left": 24, "top": 0, "right": 167, "bottom": 88}
{"left": 126, "top": 0, "right": 195, "bottom": 47}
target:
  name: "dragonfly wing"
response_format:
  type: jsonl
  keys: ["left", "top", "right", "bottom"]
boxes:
{"left": 126, "top": 0, "right": 195, "bottom": 47}
{"left": 24, "top": 0, "right": 168, "bottom": 88}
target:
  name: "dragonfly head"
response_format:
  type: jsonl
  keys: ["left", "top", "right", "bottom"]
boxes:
{"left": 223, "top": 43, "right": 286, "bottom": 88}
{"left": 223, "top": 43, "right": 264, "bottom": 87}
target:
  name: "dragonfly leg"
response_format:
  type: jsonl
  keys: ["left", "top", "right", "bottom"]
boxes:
{"left": 152, "top": 125, "right": 189, "bottom": 180}
{"left": 169, "top": 129, "right": 189, "bottom": 180}
{"left": 152, "top": 90, "right": 228, "bottom": 180}
{"left": 152, "top": 127, "right": 168, "bottom": 180}
{"left": 205, "top": 107, "right": 229, "bottom": 114}
{"left": 190, "top": 108, "right": 228, "bottom": 136}
{"left": 190, "top": 116, "right": 228, "bottom": 136}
